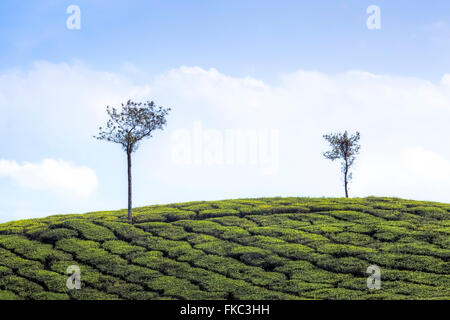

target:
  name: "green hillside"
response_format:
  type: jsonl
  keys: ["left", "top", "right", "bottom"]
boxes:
{"left": 0, "top": 197, "right": 449, "bottom": 300}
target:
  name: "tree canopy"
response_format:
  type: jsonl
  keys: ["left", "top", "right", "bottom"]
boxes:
{"left": 95, "top": 100, "right": 170, "bottom": 154}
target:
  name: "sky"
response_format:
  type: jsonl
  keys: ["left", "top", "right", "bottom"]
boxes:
{"left": 0, "top": 0, "right": 450, "bottom": 222}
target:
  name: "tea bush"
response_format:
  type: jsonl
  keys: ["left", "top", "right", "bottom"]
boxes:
{"left": 57, "top": 220, "right": 115, "bottom": 242}
{"left": 0, "top": 196, "right": 448, "bottom": 300}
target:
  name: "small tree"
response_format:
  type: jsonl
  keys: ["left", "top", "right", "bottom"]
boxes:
{"left": 323, "top": 131, "right": 361, "bottom": 198}
{"left": 95, "top": 100, "right": 170, "bottom": 223}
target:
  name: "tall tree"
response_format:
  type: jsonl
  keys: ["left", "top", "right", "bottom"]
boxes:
{"left": 323, "top": 131, "right": 361, "bottom": 198}
{"left": 95, "top": 100, "right": 170, "bottom": 223}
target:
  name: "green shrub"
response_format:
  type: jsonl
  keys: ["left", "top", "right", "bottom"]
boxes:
{"left": 0, "top": 290, "right": 21, "bottom": 300}
{"left": 270, "top": 280, "right": 333, "bottom": 294}
{"left": 406, "top": 206, "right": 448, "bottom": 220}
{"left": 99, "top": 221, "right": 149, "bottom": 242}
{"left": 247, "top": 214, "right": 310, "bottom": 228}
{"left": 132, "top": 212, "right": 166, "bottom": 223}
{"left": 198, "top": 209, "right": 240, "bottom": 219}
{"left": 0, "top": 196, "right": 448, "bottom": 300}
{"left": 30, "top": 292, "right": 71, "bottom": 300}
{"left": 0, "top": 247, "right": 43, "bottom": 270}
{"left": 18, "top": 267, "right": 68, "bottom": 293}
{"left": 316, "top": 243, "right": 375, "bottom": 257}
{"left": 195, "top": 240, "right": 237, "bottom": 256}
{"left": 0, "top": 275, "right": 44, "bottom": 298}
{"left": 125, "top": 264, "right": 161, "bottom": 283}
{"left": 49, "top": 260, "right": 132, "bottom": 293}
{"left": 271, "top": 205, "right": 310, "bottom": 214}
{"left": 136, "top": 222, "right": 189, "bottom": 240}
{"left": 381, "top": 281, "right": 448, "bottom": 297}
{"left": 248, "top": 226, "right": 329, "bottom": 246}
{"left": 0, "top": 265, "right": 12, "bottom": 277}
{"left": 38, "top": 228, "right": 78, "bottom": 243}
{"left": 239, "top": 205, "right": 273, "bottom": 216}
{"left": 315, "top": 256, "right": 368, "bottom": 276}
{"left": 102, "top": 240, "right": 146, "bottom": 259}
{"left": 329, "top": 232, "right": 373, "bottom": 246}
{"left": 382, "top": 269, "right": 450, "bottom": 287}
{"left": 57, "top": 219, "right": 115, "bottom": 241}
{"left": 146, "top": 275, "right": 201, "bottom": 299}
{"left": 367, "top": 253, "right": 448, "bottom": 274}
{"left": 164, "top": 210, "right": 196, "bottom": 222}
{"left": 381, "top": 242, "right": 449, "bottom": 259}
{"left": 173, "top": 220, "right": 225, "bottom": 237}
{"left": 275, "top": 260, "right": 344, "bottom": 284}
{"left": 125, "top": 291, "right": 159, "bottom": 300}
{"left": 185, "top": 233, "right": 220, "bottom": 245}
{"left": 0, "top": 235, "right": 71, "bottom": 263}
{"left": 180, "top": 203, "right": 214, "bottom": 212}
{"left": 304, "top": 287, "right": 366, "bottom": 300}
{"left": 230, "top": 246, "right": 270, "bottom": 262}
{"left": 177, "top": 248, "right": 205, "bottom": 263}
{"left": 327, "top": 210, "right": 382, "bottom": 223}
{"left": 210, "top": 216, "right": 258, "bottom": 228}
{"left": 69, "top": 288, "right": 120, "bottom": 300}
{"left": 55, "top": 238, "right": 131, "bottom": 276}
{"left": 299, "top": 224, "right": 344, "bottom": 234}
{"left": 104, "top": 282, "right": 145, "bottom": 299}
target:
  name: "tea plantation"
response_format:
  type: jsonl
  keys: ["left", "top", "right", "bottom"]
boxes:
{"left": 0, "top": 197, "right": 449, "bottom": 300}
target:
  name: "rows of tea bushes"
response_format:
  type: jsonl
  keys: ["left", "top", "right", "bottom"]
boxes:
{"left": 0, "top": 197, "right": 449, "bottom": 299}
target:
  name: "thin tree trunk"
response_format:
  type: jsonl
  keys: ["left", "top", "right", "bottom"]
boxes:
{"left": 127, "top": 151, "right": 133, "bottom": 223}
{"left": 344, "top": 159, "right": 349, "bottom": 198}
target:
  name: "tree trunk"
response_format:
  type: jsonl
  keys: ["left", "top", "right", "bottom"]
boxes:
{"left": 344, "top": 159, "right": 349, "bottom": 198}
{"left": 127, "top": 151, "right": 133, "bottom": 223}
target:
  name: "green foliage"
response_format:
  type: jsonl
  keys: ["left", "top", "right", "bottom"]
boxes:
{"left": 305, "top": 287, "right": 365, "bottom": 299}
{"left": 95, "top": 100, "right": 170, "bottom": 154}
{"left": 331, "top": 231, "right": 373, "bottom": 245}
{"left": 270, "top": 280, "right": 333, "bottom": 294}
{"left": 18, "top": 267, "right": 68, "bottom": 293}
{"left": 0, "top": 196, "right": 448, "bottom": 300}
{"left": 38, "top": 228, "right": 79, "bottom": 244}
{"left": 30, "top": 292, "right": 71, "bottom": 300}
{"left": 198, "top": 209, "right": 240, "bottom": 219}
{"left": 102, "top": 240, "right": 146, "bottom": 260}
{"left": 69, "top": 288, "right": 120, "bottom": 300}
{"left": 316, "top": 243, "right": 376, "bottom": 257}
{"left": 315, "top": 256, "right": 368, "bottom": 276}
{"left": 0, "top": 236, "right": 71, "bottom": 263}
{"left": 406, "top": 206, "right": 448, "bottom": 220}
{"left": 56, "top": 219, "right": 115, "bottom": 242}
{"left": 0, "top": 290, "right": 21, "bottom": 300}
{"left": 0, "top": 275, "right": 44, "bottom": 298}
{"left": 136, "top": 222, "right": 189, "bottom": 240}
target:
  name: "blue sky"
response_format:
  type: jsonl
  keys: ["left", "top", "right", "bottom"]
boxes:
{"left": 3, "top": 0, "right": 450, "bottom": 81}
{"left": 1, "top": 1, "right": 450, "bottom": 222}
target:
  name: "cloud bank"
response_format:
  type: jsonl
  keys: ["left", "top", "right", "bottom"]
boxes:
{"left": 0, "top": 158, "right": 98, "bottom": 198}
{"left": 149, "top": 66, "right": 450, "bottom": 202}
{"left": 0, "top": 61, "right": 449, "bottom": 223}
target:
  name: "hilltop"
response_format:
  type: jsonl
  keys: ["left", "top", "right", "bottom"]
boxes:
{"left": 0, "top": 197, "right": 449, "bottom": 300}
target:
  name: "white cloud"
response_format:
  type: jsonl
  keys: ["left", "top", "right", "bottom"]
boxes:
{"left": 0, "top": 158, "right": 98, "bottom": 198}
{"left": 354, "top": 147, "right": 450, "bottom": 201}
{"left": 0, "top": 61, "right": 449, "bottom": 215}
{"left": 0, "top": 61, "right": 152, "bottom": 137}
{"left": 149, "top": 66, "right": 450, "bottom": 202}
